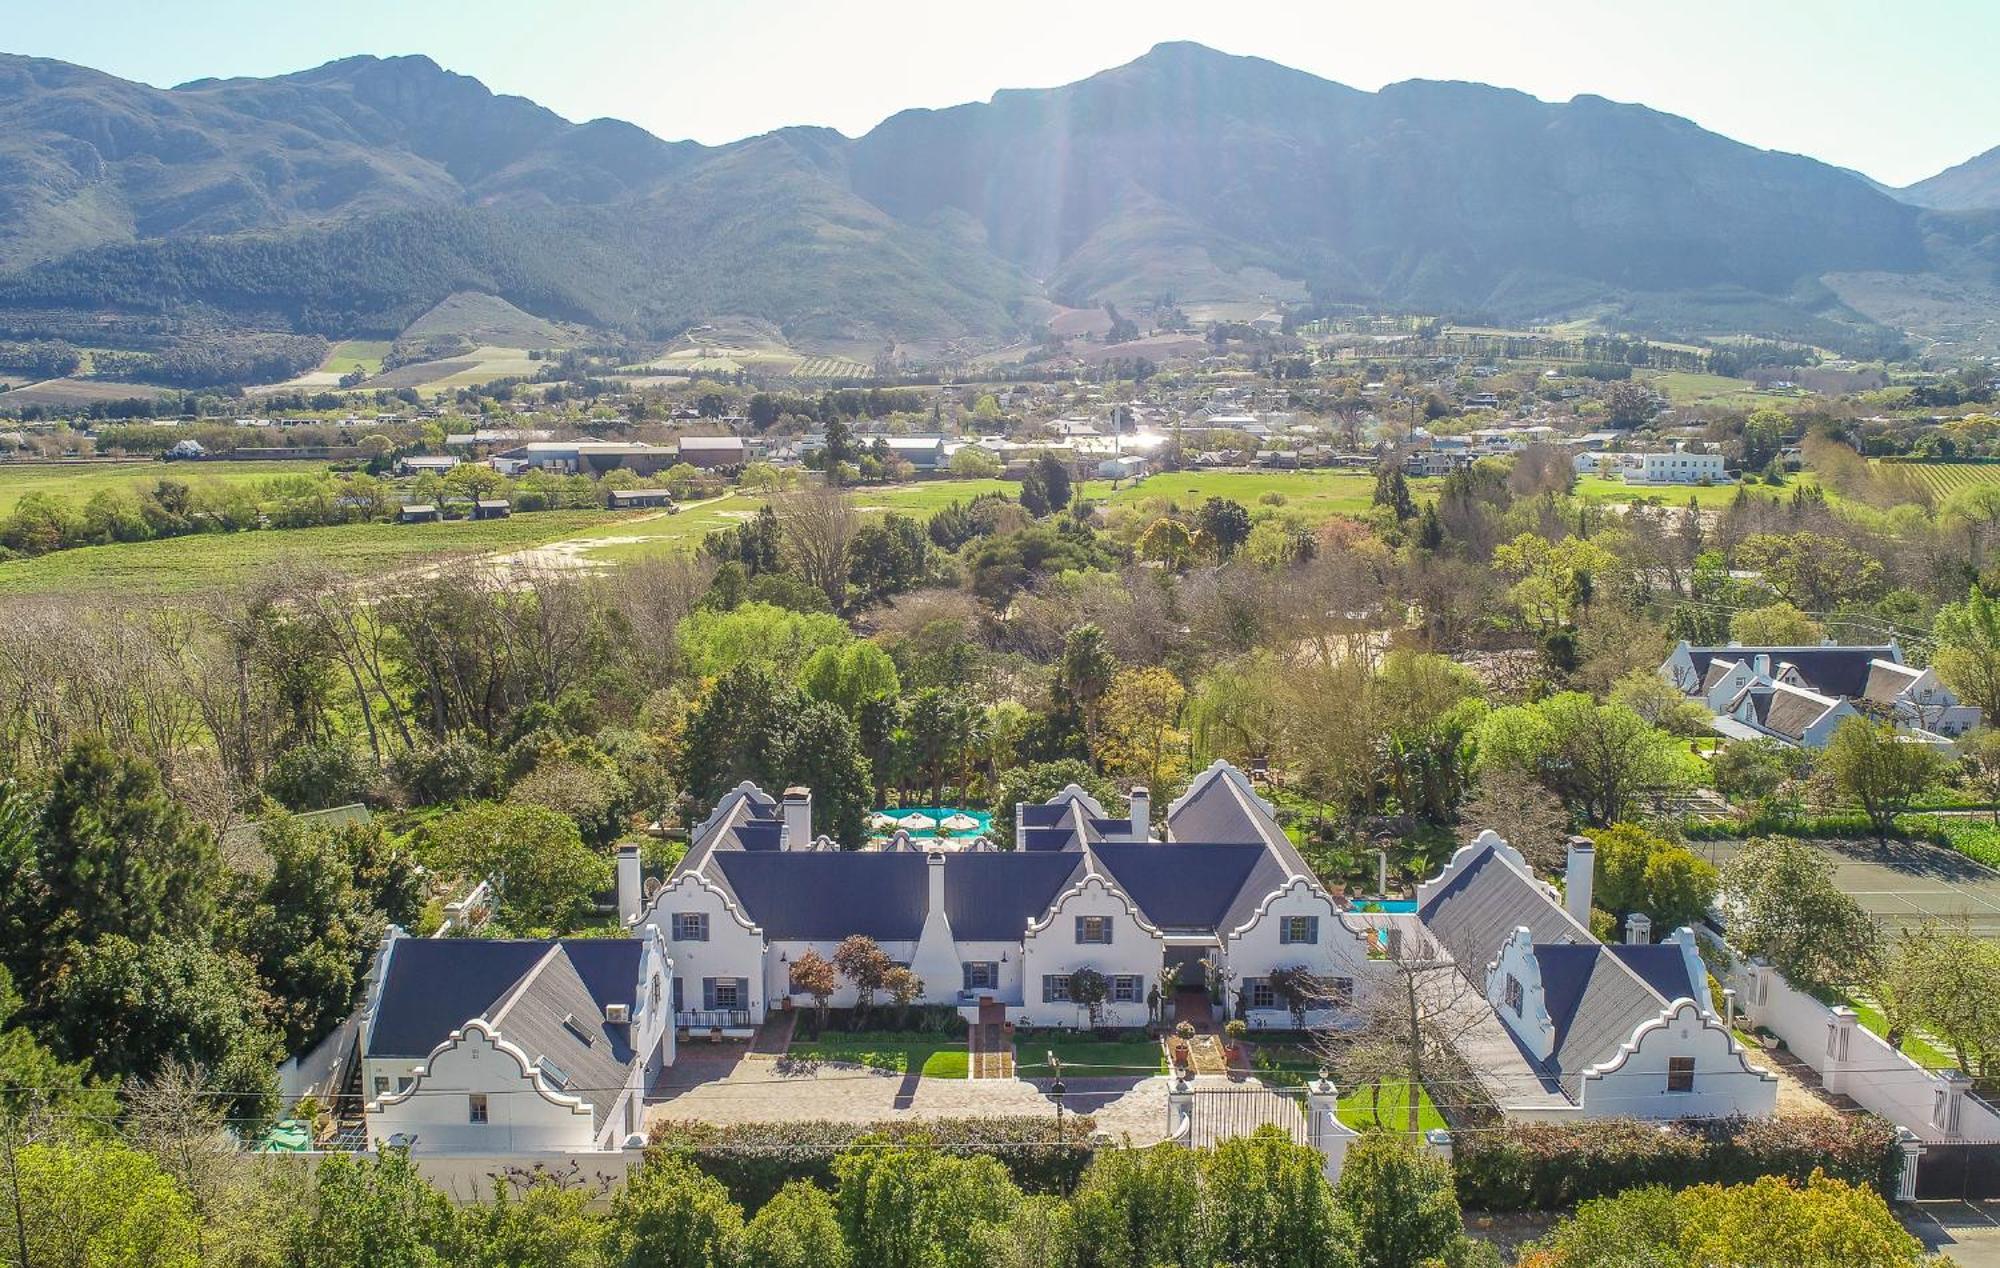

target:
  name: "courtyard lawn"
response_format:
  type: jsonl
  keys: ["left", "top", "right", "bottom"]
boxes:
{"left": 1016, "top": 1034, "right": 1166, "bottom": 1078}
{"left": 786, "top": 1030, "right": 970, "bottom": 1079}
{"left": 1248, "top": 1042, "right": 1447, "bottom": 1131}
{"left": 1336, "top": 1080, "right": 1447, "bottom": 1132}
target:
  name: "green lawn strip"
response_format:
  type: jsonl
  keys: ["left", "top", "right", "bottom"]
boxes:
{"left": 1015, "top": 1034, "right": 1165, "bottom": 1077}
{"left": 1840, "top": 989, "right": 1956, "bottom": 1071}
{"left": 786, "top": 1030, "right": 969, "bottom": 1079}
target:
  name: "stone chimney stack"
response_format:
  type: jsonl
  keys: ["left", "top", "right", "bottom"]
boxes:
{"left": 1128, "top": 787, "right": 1151, "bottom": 842}
{"left": 781, "top": 787, "right": 812, "bottom": 849}
{"left": 1564, "top": 837, "right": 1596, "bottom": 930}
{"left": 616, "top": 844, "right": 642, "bottom": 927}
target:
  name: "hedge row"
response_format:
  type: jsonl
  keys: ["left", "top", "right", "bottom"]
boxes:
{"left": 648, "top": 1115, "right": 1098, "bottom": 1210}
{"left": 1453, "top": 1114, "right": 1902, "bottom": 1211}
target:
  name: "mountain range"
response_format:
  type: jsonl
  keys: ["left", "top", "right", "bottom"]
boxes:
{"left": 1, "top": 42, "right": 1997, "bottom": 358}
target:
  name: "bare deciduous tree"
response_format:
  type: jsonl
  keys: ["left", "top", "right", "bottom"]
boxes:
{"left": 777, "top": 483, "right": 857, "bottom": 612}
{"left": 1312, "top": 926, "right": 1488, "bottom": 1134}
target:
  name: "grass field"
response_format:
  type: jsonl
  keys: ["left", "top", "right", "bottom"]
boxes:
{"left": 1080, "top": 470, "right": 1406, "bottom": 520}
{"left": 575, "top": 482, "right": 1017, "bottom": 565}
{"left": 0, "top": 459, "right": 334, "bottom": 515}
{"left": 785, "top": 1030, "right": 969, "bottom": 1079}
{"left": 323, "top": 340, "right": 391, "bottom": 376}
{"left": 1572, "top": 473, "right": 1820, "bottom": 509}
{"left": 1640, "top": 370, "right": 1768, "bottom": 408}
{"left": 0, "top": 510, "right": 625, "bottom": 596}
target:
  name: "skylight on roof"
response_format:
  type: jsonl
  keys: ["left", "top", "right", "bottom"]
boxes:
{"left": 561, "top": 1013, "right": 596, "bottom": 1046}
{"left": 540, "top": 1060, "right": 571, "bottom": 1090}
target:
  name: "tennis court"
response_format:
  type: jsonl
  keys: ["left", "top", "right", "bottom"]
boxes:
{"left": 1696, "top": 836, "right": 2000, "bottom": 938}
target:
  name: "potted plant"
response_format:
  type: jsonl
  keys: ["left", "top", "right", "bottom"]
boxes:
{"left": 1223, "top": 1018, "right": 1248, "bottom": 1060}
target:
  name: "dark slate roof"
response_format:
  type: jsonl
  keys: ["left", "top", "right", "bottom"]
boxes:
{"left": 560, "top": 938, "right": 645, "bottom": 1017}
{"left": 1217, "top": 849, "right": 1297, "bottom": 935}
{"left": 1021, "top": 826, "right": 1080, "bottom": 852}
{"left": 487, "top": 948, "right": 634, "bottom": 1130}
{"left": 1166, "top": 776, "right": 1270, "bottom": 846}
{"left": 367, "top": 939, "right": 552, "bottom": 1058}
{"left": 710, "top": 852, "right": 927, "bottom": 940}
{"left": 945, "top": 853, "right": 1084, "bottom": 941}
{"left": 732, "top": 821, "right": 785, "bottom": 851}
{"left": 1682, "top": 644, "right": 1894, "bottom": 700}
{"left": 1090, "top": 818, "right": 1134, "bottom": 838}
{"left": 1533, "top": 943, "right": 1673, "bottom": 1079}
{"left": 1609, "top": 944, "right": 1703, "bottom": 1004}
{"left": 1092, "top": 843, "right": 1275, "bottom": 932}
{"left": 1019, "top": 803, "right": 1073, "bottom": 829}
{"left": 1418, "top": 846, "right": 1580, "bottom": 975}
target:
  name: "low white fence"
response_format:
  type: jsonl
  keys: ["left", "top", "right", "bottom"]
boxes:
{"left": 1727, "top": 957, "right": 2000, "bottom": 1144}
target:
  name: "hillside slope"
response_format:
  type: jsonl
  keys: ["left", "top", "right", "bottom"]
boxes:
{"left": 0, "top": 42, "right": 1990, "bottom": 353}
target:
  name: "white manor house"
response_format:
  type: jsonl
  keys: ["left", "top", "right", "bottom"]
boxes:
{"left": 327, "top": 761, "right": 1774, "bottom": 1156}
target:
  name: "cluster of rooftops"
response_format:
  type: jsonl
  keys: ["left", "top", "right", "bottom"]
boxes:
{"left": 670, "top": 762, "right": 1313, "bottom": 941}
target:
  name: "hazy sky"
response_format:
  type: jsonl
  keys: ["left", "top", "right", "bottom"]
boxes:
{"left": 9, "top": 0, "right": 1997, "bottom": 186}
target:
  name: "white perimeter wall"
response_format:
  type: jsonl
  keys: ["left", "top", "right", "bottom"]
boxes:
{"left": 1728, "top": 957, "right": 2000, "bottom": 1143}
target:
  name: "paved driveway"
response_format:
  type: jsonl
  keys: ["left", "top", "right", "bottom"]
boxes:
{"left": 647, "top": 1041, "right": 1173, "bottom": 1143}
{"left": 1905, "top": 1201, "right": 2000, "bottom": 1266}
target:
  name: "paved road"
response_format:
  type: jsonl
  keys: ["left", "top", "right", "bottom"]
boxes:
{"left": 1905, "top": 1201, "right": 2000, "bottom": 1265}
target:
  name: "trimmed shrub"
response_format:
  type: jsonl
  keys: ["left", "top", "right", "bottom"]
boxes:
{"left": 648, "top": 1116, "right": 1096, "bottom": 1211}
{"left": 1453, "top": 1114, "right": 1901, "bottom": 1211}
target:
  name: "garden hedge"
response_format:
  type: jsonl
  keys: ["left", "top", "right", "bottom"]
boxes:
{"left": 1452, "top": 1114, "right": 1901, "bottom": 1210}
{"left": 648, "top": 1114, "right": 1098, "bottom": 1210}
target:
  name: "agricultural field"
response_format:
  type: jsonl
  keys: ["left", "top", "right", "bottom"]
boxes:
{"left": 362, "top": 345, "right": 541, "bottom": 393}
{"left": 0, "top": 510, "right": 625, "bottom": 597}
{"left": 0, "top": 378, "right": 168, "bottom": 407}
{"left": 0, "top": 459, "right": 334, "bottom": 515}
{"left": 1872, "top": 460, "right": 2000, "bottom": 500}
{"left": 323, "top": 340, "right": 391, "bottom": 376}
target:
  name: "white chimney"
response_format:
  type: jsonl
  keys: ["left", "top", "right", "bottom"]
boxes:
{"left": 1128, "top": 787, "right": 1151, "bottom": 842}
{"left": 1564, "top": 837, "right": 1596, "bottom": 930}
{"left": 1753, "top": 654, "right": 1772, "bottom": 678}
{"left": 616, "top": 844, "right": 642, "bottom": 927}
{"left": 781, "top": 787, "right": 812, "bottom": 849}
{"left": 926, "top": 850, "right": 947, "bottom": 914}
{"left": 1625, "top": 912, "right": 1652, "bottom": 945}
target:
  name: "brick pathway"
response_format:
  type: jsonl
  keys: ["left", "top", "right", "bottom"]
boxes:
{"left": 648, "top": 1042, "right": 1170, "bottom": 1143}
{"left": 970, "top": 1002, "right": 1014, "bottom": 1079}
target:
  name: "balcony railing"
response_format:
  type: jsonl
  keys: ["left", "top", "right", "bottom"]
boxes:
{"left": 676, "top": 1009, "right": 751, "bottom": 1030}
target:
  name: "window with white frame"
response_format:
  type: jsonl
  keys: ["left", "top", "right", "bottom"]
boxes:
{"left": 373, "top": 1076, "right": 389, "bottom": 1096}
{"left": 1042, "top": 974, "right": 1071, "bottom": 1003}
{"left": 672, "top": 912, "right": 709, "bottom": 941}
{"left": 1279, "top": 915, "right": 1319, "bottom": 945}
{"left": 704, "top": 977, "right": 743, "bottom": 1010}
{"left": 1076, "top": 915, "right": 1113, "bottom": 944}
{"left": 468, "top": 1093, "right": 488, "bottom": 1124}
{"left": 1111, "top": 975, "right": 1143, "bottom": 1003}
{"left": 1504, "top": 974, "right": 1523, "bottom": 1016}
{"left": 1246, "top": 979, "right": 1277, "bottom": 1010}
{"left": 963, "top": 961, "right": 999, "bottom": 991}
{"left": 1328, "top": 976, "right": 1354, "bottom": 1009}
